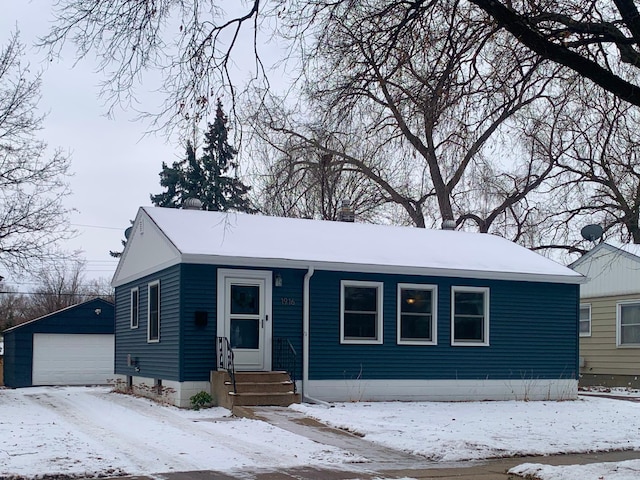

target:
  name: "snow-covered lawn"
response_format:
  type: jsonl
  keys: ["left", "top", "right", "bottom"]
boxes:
{"left": 2, "top": 386, "right": 640, "bottom": 480}
{"left": 291, "top": 396, "right": 640, "bottom": 462}
{"left": 0, "top": 386, "right": 361, "bottom": 478}
{"left": 292, "top": 394, "right": 640, "bottom": 480}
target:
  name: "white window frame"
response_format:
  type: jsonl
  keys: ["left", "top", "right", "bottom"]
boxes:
{"left": 147, "top": 280, "right": 160, "bottom": 343}
{"left": 451, "top": 286, "right": 490, "bottom": 347}
{"left": 579, "top": 303, "right": 591, "bottom": 337}
{"left": 130, "top": 287, "right": 139, "bottom": 329}
{"left": 397, "top": 283, "right": 437, "bottom": 345}
{"left": 340, "top": 280, "right": 384, "bottom": 345}
{"left": 616, "top": 300, "right": 640, "bottom": 348}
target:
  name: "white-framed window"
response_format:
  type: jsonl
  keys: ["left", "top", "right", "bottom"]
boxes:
{"left": 148, "top": 281, "right": 160, "bottom": 343}
{"left": 451, "top": 286, "right": 490, "bottom": 346}
{"left": 617, "top": 300, "right": 640, "bottom": 347}
{"left": 340, "top": 280, "right": 384, "bottom": 344}
{"left": 130, "top": 287, "right": 139, "bottom": 329}
{"left": 397, "top": 283, "right": 437, "bottom": 345}
{"left": 579, "top": 303, "right": 591, "bottom": 337}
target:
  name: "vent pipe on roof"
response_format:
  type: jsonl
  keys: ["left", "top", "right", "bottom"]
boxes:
{"left": 338, "top": 199, "right": 355, "bottom": 222}
{"left": 183, "top": 197, "right": 203, "bottom": 210}
{"left": 441, "top": 219, "right": 456, "bottom": 230}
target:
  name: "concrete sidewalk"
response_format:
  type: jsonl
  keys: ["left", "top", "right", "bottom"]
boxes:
{"left": 131, "top": 450, "right": 640, "bottom": 480}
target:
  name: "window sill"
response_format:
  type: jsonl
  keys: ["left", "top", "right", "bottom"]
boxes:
{"left": 397, "top": 339, "right": 437, "bottom": 346}
{"left": 340, "top": 338, "right": 383, "bottom": 345}
{"left": 451, "top": 341, "right": 490, "bottom": 347}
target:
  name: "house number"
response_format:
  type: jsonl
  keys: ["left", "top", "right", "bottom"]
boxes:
{"left": 281, "top": 297, "right": 296, "bottom": 306}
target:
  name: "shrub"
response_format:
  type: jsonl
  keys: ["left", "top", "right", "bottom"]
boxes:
{"left": 190, "top": 390, "right": 212, "bottom": 410}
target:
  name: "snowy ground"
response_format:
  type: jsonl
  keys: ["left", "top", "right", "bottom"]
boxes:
{"left": 1, "top": 386, "right": 640, "bottom": 480}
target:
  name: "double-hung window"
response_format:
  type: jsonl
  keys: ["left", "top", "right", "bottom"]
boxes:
{"left": 579, "top": 304, "right": 591, "bottom": 337}
{"left": 340, "top": 280, "right": 383, "bottom": 344}
{"left": 451, "top": 286, "right": 489, "bottom": 346}
{"left": 148, "top": 281, "right": 160, "bottom": 342}
{"left": 130, "top": 287, "right": 139, "bottom": 329}
{"left": 617, "top": 300, "right": 640, "bottom": 347}
{"left": 397, "top": 284, "right": 437, "bottom": 345}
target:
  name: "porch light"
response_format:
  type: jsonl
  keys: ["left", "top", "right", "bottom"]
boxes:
{"left": 274, "top": 273, "right": 283, "bottom": 287}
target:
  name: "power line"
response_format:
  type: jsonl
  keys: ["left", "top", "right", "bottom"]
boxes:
{"left": 71, "top": 223, "right": 126, "bottom": 231}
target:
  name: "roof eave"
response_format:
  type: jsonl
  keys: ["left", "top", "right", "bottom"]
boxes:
{"left": 179, "top": 253, "right": 585, "bottom": 285}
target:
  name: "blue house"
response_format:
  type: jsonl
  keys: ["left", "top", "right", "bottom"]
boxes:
{"left": 3, "top": 298, "right": 114, "bottom": 388}
{"left": 112, "top": 206, "right": 584, "bottom": 407}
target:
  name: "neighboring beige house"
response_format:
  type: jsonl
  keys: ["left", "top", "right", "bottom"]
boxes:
{"left": 571, "top": 242, "right": 640, "bottom": 388}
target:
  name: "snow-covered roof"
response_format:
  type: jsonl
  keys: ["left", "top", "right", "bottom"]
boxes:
{"left": 112, "top": 207, "right": 583, "bottom": 286}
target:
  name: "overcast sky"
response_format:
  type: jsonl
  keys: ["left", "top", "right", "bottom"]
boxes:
{"left": 1, "top": 3, "right": 198, "bottom": 289}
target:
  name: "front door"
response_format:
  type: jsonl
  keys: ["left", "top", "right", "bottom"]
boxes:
{"left": 217, "top": 269, "right": 272, "bottom": 371}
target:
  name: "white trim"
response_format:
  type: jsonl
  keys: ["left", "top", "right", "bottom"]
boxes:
{"left": 579, "top": 303, "right": 591, "bottom": 337}
{"left": 340, "top": 280, "right": 384, "bottom": 345}
{"left": 304, "top": 378, "right": 577, "bottom": 402}
{"left": 216, "top": 268, "right": 273, "bottom": 371}
{"left": 177, "top": 254, "right": 584, "bottom": 285}
{"left": 147, "top": 280, "right": 160, "bottom": 343}
{"left": 616, "top": 299, "right": 640, "bottom": 348}
{"left": 302, "top": 266, "right": 315, "bottom": 400}
{"left": 130, "top": 287, "right": 139, "bottom": 329}
{"left": 451, "top": 286, "right": 490, "bottom": 347}
{"left": 396, "top": 283, "right": 437, "bottom": 345}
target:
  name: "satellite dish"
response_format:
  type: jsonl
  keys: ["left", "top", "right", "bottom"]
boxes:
{"left": 124, "top": 226, "right": 133, "bottom": 240}
{"left": 580, "top": 224, "right": 603, "bottom": 242}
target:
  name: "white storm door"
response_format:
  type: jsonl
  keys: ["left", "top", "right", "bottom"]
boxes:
{"left": 217, "top": 269, "right": 272, "bottom": 371}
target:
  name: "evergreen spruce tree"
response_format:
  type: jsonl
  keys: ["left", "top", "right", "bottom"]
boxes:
{"left": 149, "top": 143, "right": 194, "bottom": 208}
{"left": 149, "top": 100, "right": 254, "bottom": 213}
{"left": 193, "top": 99, "right": 255, "bottom": 212}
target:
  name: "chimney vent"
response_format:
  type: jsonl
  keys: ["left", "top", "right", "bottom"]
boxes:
{"left": 338, "top": 199, "right": 355, "bottom": 222}
{"left": 183, "top": 197, "right": 203, "bottom": 210}
{"left": 441, "top": 219, "right": 456, "bottom": 230}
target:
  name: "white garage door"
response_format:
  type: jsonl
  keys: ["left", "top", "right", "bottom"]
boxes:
{"left": 32, "top": 334, "right": 114, "bottom": 385}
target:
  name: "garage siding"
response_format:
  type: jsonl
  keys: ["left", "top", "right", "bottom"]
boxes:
{"left": 2, "top": 299, "right": 114, "bottom": 388}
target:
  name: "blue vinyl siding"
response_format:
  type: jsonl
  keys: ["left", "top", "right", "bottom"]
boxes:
{"left": 114, "top": 263, "right": 577, "bottom": 386}
{"left": 3, "top": 299, "right": 114, "bottom": 388}
{"left": 179, "top": 265, "right": 305, "bottom": 381}
{"left": 114, "top": 265, "right": 180, "bottom": 381}
{"left": 179, "top": 264, "right": 217, "bottom": 381}
{"left": 308, "top": 271, "right": 578, "bottom": 381}
{"left": 271, "top": 268, "right": 305, "bottom": 380}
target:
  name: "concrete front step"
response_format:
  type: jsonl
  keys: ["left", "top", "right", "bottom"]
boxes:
{"left": 211, "top": 370, "right": 300, "bottom": 409}
{"left": 233, "top": 371, "right": 291, "bottom": 383}
{"left": 230, "top": 391, "right": 301, "bottom": 407}
{"left": 229, "top": 381, "right": 294, "bottom": 394}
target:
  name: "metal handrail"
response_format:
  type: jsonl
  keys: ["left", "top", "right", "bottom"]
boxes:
{"left": 273, "top": 337, "right": 297, "bottom": 393}
{"left": 216, "top": 336, "right": 236, "bottom": 394}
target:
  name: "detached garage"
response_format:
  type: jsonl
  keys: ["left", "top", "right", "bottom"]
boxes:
{"left": 3, "top": 298, "right": 114, "bottom": 388}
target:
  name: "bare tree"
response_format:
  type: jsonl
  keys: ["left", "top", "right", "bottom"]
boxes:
{"left": 533, "top": 83, "right": 640, "bottom": 252}
{"left": 250, "top": 0, "right": 564, "bottom": 242}
{"left": 26, "top": 261, "right": 113, "bottom": 319}
{"left": 0, "top": 31, "right": 73, "bottom": 274}
{"left": 256, "top": 142, "right": 388, "bottom": 222}
{"left": 0, "top": 284, "right": 32, "bottom": 331}
{"left": 41, "top": 0, "right": 263, "bottom": 131}
{"left": 465, "top": 0, "right": 640, "bottom": 107}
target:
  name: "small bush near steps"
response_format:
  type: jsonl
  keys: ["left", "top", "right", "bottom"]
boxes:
{"left": 190, "top": 391, "right": 213, "bottom": 410}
